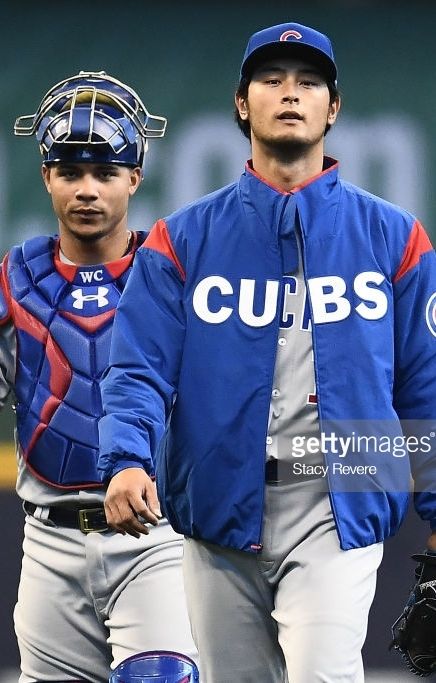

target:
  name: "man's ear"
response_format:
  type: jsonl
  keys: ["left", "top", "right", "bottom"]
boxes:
{"left": 235, "top": 92, "right": 249, "bottom": 121}
{"left": 41, "top": 164, "right": 52, "bottom": 194}
{"left": 129, "top": 166, "right": 142, "bottom": 196}
{"left": 327, "top": 95, "right": 341, "bottom": 126}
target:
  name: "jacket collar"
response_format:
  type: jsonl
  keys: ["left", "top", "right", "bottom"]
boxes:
{"left": 240, "top": 156, "right": 341, "bottom": 242}
{"left": 245, "top": 156, "right": 338, "bottom": 194}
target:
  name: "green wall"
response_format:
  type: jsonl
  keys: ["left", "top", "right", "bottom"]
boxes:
{"left": 0, "top": 0, "right": 434, "bottom": 442}
{"left": 2, "top": 0, "right": 436, "bottom": 252}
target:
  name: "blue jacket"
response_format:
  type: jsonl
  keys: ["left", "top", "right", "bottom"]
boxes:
{"left": 99, "top": 158, "right": 436, "bottom": 552}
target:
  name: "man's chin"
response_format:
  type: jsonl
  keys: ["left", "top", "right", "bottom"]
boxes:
{"left": 266, "top": 136, "right": 310, "bottom": 158}
{"left": 68, "top": 227, "right": 108, "bottom": 243}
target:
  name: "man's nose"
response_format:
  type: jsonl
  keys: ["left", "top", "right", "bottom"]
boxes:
{"left": 281, "top": 91, "right": 299, "bottom": 105}
{"left": 281, "top": 77, "right": 299, "bottom": 104}
{"left": 76, "top": 175, "right": 99, "bottom": 200}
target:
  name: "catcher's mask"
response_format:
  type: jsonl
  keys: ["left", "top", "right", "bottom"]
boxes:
{"left": 14, "top": 70, "right": 167, "bottom": 168}
{"left": 109, "top": 650, "right": 200, "bottom": 683}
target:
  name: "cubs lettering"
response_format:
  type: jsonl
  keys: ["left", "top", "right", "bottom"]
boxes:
{"left": 307, "top": 271, "right": 387, "bottom": 324}
{"left": 192, "top": 272, "right": 388, "bottom": 327}
{"left": 280, "top": 276, "right": 311, "bottom": 331}
{"left": 192, "top": 276, "right": 279, "bottom": 327}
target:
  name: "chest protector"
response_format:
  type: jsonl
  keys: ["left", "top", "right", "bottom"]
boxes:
{"left": 2, "top": 233, "right": 145, "bottom": 489}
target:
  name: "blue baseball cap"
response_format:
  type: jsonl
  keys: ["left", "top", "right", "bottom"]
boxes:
{"left": 240, "top": 22, "right": 337, "bottom": 84}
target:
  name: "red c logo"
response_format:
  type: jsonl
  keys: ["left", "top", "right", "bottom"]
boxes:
{"left": 280, "top": 30, "right": 303, "bottom": 41}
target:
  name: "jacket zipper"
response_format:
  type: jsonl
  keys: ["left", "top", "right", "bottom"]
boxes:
{"left": 252, "top": 198, "right": 290, "bottom": 552}
{"left": 295, "top": 215, "right": 345, "bottom": 549}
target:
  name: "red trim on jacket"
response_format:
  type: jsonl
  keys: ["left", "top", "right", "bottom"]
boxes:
{"left": 145, "top": 219, "right": 186, "bottom": 280}
{"left": 245, "top": 157, "right": 339, "bottom": 195}
{"left": 394, "top": 220, "right": 434, "bottom": 283}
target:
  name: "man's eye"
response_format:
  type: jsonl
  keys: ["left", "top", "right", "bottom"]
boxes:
{"left": 301, "top": 79, "right": 320, "bottom": 87}
{"left": 99, "top": 171, "right": 116, "bottom": 180}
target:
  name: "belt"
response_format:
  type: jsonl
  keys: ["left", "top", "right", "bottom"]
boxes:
{"left": 24, "top": 501, "right": 109, "bottom": 534}
{"left": 265, "top": 457, "right": 324, "bottom": 485}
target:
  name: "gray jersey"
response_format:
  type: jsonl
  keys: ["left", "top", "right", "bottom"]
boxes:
{"left": 266, "top": 241, "right": 322, "bottom": 468}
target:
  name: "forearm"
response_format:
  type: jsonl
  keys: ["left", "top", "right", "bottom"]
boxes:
{"left": 98, "top": 244, "right": 185, "bottom": 482}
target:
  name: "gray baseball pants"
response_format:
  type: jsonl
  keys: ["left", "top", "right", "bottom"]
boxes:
{"left": 183, "top": 478, "right": 383, "bottom": 682}
{"left": 15, "top": 514, "right": 197, "bottom": 683}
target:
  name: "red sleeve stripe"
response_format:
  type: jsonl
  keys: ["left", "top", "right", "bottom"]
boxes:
{"left": 393, "top": 220, "right": 434, "bottom": 283}
{"left": 144, "top": 219, "right": 186, "bottom": 281}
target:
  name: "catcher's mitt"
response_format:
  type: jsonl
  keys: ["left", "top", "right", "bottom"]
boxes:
{"left": 390, "top": 551, "right": 436, "bottom": 677}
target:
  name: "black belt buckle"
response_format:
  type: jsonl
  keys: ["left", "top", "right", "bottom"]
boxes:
{"left": 78, "top": 507, "right": 108, "bottom": 534}
{"left": 265, "top": 457, "right": 283, "bottom": 485}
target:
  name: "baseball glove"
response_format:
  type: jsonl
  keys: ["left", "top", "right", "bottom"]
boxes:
{"left": 390, "top": 551, "right": 436, "bottom": 676}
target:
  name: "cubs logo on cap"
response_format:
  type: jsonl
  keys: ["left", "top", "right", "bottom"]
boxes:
{"left": 239, "top": 22, "right": 337, "bottom": 84}
{"left": 280, "top": 30, "right": 303, "bottom": 41}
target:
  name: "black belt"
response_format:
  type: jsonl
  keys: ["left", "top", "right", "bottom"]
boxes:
{"left": 265, "top": 457, "right": 323, "bottom": 485}
{"left": 24, "top": 501, "right": 109, "bottom": 534}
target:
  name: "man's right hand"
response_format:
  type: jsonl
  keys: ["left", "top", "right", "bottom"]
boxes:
{"left": 104, "top": 467, "right": 162, "bottom": 538}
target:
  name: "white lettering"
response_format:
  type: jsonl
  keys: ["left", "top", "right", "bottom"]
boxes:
{"left": 293, "top": 462, "right": 329, "bottom": 478}
{"left": 354, "top": 271, "right": 387, "bottom": 319}
{"left": 192, "top": 276, "right": 233, "bottom": 324}
{"left": 192, "top": 273, "right": 388, "bottom": 327}
{"left": 238, "top": 279, "right": 279, "bottom": 327}
{"left": 308, "top": 276, "right": 351, "bottom": 323}
{"left": 332, "top": 463, "right": 377, "bottom": 476}
{"left": 79, "top": 270, "right": 104, "bottom": 284}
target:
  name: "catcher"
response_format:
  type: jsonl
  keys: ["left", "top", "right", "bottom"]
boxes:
{"left": 7, "top": 71, "right": 197, "bottom": 682}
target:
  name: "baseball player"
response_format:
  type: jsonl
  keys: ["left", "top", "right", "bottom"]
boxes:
{"left": 4, "top": 71, "right": 197, "bottom": 683}
{"left": 98, "top": 21, "right": 436, "bottom": 683}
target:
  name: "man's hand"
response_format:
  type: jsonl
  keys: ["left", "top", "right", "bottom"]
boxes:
{"left": 104, "top": 467, "right": 162, "bottom": 538}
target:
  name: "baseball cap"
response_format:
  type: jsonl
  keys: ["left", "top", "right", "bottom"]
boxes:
{"left": 240, "top": 22, "right": 337, "bottom": 84}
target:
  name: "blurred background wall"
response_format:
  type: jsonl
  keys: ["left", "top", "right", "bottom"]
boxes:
{"left": 0, "top": 0, "right": 435, "bottom": 679}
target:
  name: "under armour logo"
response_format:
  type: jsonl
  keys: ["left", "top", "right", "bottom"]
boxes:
{"left": 71, "top": 287, "right": 109, "bottom": 310}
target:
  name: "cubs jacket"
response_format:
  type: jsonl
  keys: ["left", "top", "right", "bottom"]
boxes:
{"left": 98, "top": 158, "right": 436, "bottom": 552}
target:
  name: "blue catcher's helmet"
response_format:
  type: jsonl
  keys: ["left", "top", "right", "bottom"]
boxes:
{"left": 109, "top": 650, "right": 200, "bottom": 683}
{"left": 14, "top": 70, "right": 167, "bottom": 168}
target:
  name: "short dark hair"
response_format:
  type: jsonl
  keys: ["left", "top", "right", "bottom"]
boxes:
{"left": 234, "top": 76, "right": 339, "bottom": 141}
